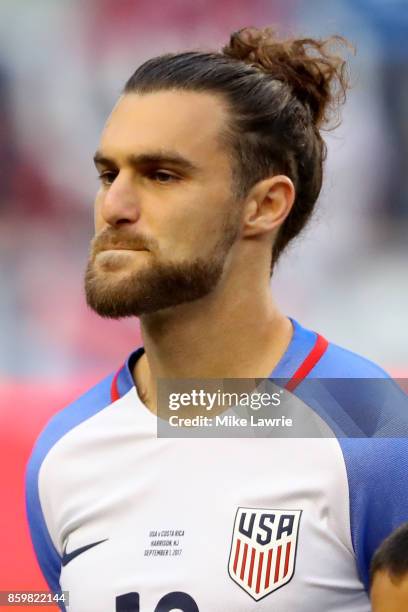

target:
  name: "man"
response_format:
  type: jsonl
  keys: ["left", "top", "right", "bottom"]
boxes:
{"left": 25, "top": 27, "right": 408, "bottom": 611}
{"left": 370, "top": 523, "right": 408, "bottom": 612}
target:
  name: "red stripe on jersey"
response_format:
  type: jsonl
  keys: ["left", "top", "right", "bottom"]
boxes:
{"left": 274, "top": 544, "right": 282, "bottom": 583}
{"left": 240, "top": 543, "right": 248, "bottom": 581}
{"left": 265, "top": 548, "right": 273, "bottom": 589}
{"left": 247, "top": 548, "right": 256, "bottom": 588}
{"left": 110, "top": 367, "right": 121, "bottom": 403}
{"left": 256, "top": 551, "right": 264, "bottom": 594}
{"left": 283, "top": 541, "right": 291, "bottom": 578}
{"left": 233, "top": 539, "right": 241, "bottom": 574}
{"left": 285, "top": 333, "right": 328, "bottom": 392}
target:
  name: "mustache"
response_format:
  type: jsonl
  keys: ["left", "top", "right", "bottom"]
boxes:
{"left": 91, "top": 230, "right": 155, "bottom": 256}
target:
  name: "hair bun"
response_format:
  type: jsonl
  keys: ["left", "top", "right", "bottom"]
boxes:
{"left": 223, "top": 26, "right": 352, "bottom": 128}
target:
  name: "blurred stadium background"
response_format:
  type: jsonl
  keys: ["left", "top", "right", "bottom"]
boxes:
{"left": 0, "top": 0, "right": 407, "bottom": 605}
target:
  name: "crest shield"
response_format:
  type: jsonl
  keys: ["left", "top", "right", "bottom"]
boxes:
{"left": 228, "top": 507, "right": 302, "bottom": 601}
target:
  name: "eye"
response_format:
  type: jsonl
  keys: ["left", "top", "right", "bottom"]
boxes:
{"left": 148, "top": 170, "right": 179, "bottom": 184}
{"left": 97, "top": 171, "right": 117, "bottom": 186}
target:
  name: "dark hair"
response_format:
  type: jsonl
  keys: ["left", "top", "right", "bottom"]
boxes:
{"left": 124, "top": 26, "right": 351, "bottom": 269}
{"left": 370, "top": 523, "right": 408, "bottom": 588}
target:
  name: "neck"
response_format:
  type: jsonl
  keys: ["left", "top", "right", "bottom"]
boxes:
{"left": 132, "top": 260, "right": 293, "bottom": 413}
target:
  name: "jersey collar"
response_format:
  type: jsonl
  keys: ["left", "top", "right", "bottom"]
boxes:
{"left": 111, "top": 318, "right": 328, "bottom": 402}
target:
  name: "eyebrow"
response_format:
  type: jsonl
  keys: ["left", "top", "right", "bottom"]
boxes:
{"left": 93, "top": 149, "right": 200, "bottom": 174}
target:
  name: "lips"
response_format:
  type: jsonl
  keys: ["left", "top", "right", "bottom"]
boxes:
{"left": 94, "top": 248, "right": 146, "bottom": 271}
{"left": 94, "top": 246, "right": 146, "bottom": 258}
{"left": 99, "top": 246, "right": 146, "bottom": 252}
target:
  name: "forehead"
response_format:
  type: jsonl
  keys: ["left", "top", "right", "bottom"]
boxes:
{"left": 99, "top": 90, "right": 230, "bottom": 164}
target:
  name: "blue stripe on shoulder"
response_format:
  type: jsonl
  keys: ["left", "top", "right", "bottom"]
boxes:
{"left": 296, "top": 339, "right": 408, "bottom": 591}
{"left": 25, "top": 372, "right": 114, "bottom": 607}
{"left": 311, "top": 342, "right": 391, "bottom": 378}
{"left": 340, "top": 436, "right": 408, "bottom": 590}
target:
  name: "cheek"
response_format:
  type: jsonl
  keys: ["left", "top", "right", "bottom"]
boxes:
{"left": 165, "top": 208, "right": 230, "bottom": 260}
{"left": 187, "top": 192, "right": 235, "bottom": 242}
{"left": 93, "top": 193, "right": 105, "bottom": 233}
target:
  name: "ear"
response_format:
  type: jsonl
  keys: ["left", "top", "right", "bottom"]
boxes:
{"left": 241, "top": 175, "right": 295, "bottom": 238}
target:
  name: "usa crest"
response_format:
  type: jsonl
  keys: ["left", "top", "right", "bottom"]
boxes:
{"left": 228, "top": 507, "right": 302, "bottom": 601}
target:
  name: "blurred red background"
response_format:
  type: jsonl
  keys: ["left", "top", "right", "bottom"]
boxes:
{"left": 0, "top": 380, "right": 96, "bottom": 610}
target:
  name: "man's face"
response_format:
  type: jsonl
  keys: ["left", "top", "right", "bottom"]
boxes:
{"left": 85, "top": 89, "right": 242, "bottom": 318}
{"left": 371, "top": 571, "right": 408, "bottom": 612}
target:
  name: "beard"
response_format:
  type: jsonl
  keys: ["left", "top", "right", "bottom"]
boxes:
{"left": 84, "top": 213, "right": 240, "bottom": 319}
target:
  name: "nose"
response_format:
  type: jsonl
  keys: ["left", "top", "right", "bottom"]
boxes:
{"left": 100, "top": 171, "right": 141, "bottom": 227}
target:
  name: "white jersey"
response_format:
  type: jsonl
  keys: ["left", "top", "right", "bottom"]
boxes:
{"left": 25, "top": 319, "right": 408, "bottom": 611}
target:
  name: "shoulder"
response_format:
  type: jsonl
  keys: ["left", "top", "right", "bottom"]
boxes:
{"left": 287, "top": 317, "right": 390, "bottom": 379}
{"left": 26, "top": 371, "right": 115, "bottom": 477}
{"left": 24, "top": 371, "right": 116, "bottom": 597}
{"left": 312, "top": 337, "right": 390, "bottom": 379}
{"left": 306, "top": 332, "right": 407, "bottom": 437}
